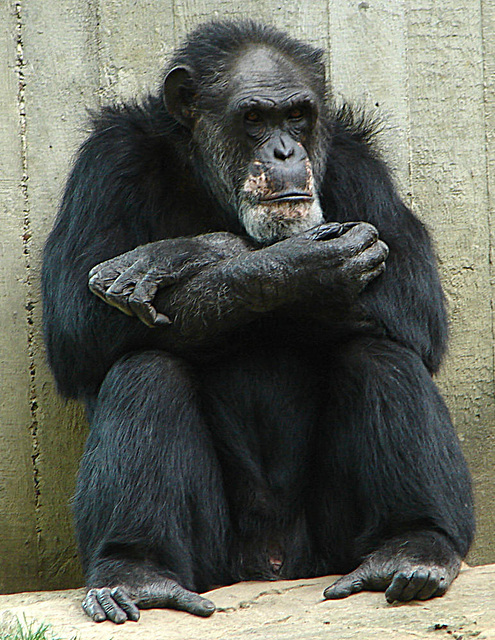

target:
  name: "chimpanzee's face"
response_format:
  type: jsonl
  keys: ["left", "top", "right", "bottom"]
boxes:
{"left": 165, "top": 45, "right": 327, "bottom": 244}
{"left": 221, "top": 47, "right": 325, "bottom": 244}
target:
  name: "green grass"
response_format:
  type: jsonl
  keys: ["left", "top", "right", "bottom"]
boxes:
{"left": 0, "top": 616, "right": 76, "bottom": 640}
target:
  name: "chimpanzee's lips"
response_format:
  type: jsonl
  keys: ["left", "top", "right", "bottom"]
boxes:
{"left": 260, "top": 192, "right": 313, "bottom": 203}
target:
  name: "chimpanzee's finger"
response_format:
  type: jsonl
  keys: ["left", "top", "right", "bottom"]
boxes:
{"left": 433, "top": 574, "right": 450, "bottom": 597}
{"left": 385, "top": 571, "right": 416, "bottom": 603}
{"left": 135, "top": 580, "right": 216, "bottom": 617}
{"left": 111, "top": 586, "right": 140, "bottom": 622}
{"left": 128, "top": 276, "right": 171, "bottom": 327}
{"left": 166, "top": 584, "right": 216, "bottom": 617}
{"left": 353, "top": 239, "right": 389, "bottom": 270}
{"left": 340, "top": 222, "right": 379, "bottom": 252}
{"left": 104, "top": 269, "right": 143, "bottom": 316}
{"left": 82, "top": 589, "right": 107, "bottom": 622}
{"left": 323, "top": 569, "right": 365, "bottom": 599}
{"left": 95, "top": 587, "right": 128, "bottom": 624}
{"left": 88, "top": 276, "right": 108, "bottom": 301}
{"left": 128, "top": 298, "right": 171, "bottom": 328}
{"left": 105, "top": 263, "right": 144, "bottom": 295}
{"left": 313, "top": 222, "right": 379, "bottom": 261}
{"left": 394, "top": 569, "right": 431, "bottom": 602}
{"left": 88, "top": 267, "right": 123, "bottom": 297}
{"left": 309, "top": 222, "right": 344, "bottom": 240}
{"left": 384, "top": 567, "right": 448, "bottom": 603}
{"left": 358, "top": 262, "right": 386, "bottom": 290}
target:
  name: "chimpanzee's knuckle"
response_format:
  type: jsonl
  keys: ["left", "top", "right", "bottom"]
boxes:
{"left": 425, "top": 567, "right": 440, "bottom": 585}
{"left": 83, "top": 591, "right": 97, "bottom": 613}
{"left": 408, "top": 570, "right": 430, "bottom": 589}
{"left": 128, "top": 298, "right": 147, "bottom": 316}
{"left": 105, "top": 288, "right": 119, "bottom": 301}
{"left": 88, "top": 279, "right": 101, "bottom": 294}
{"left": 435, "top": 575, "right": 449, "bottom": 596}
{"left": 106, "top": 291, "right": 124, "bottom": 306}
{"left": 340, "top": 221, "right": 360, "bottom": 232}
{"left": 361, "top": 221, "right": 378, "bottom": 234}
{"left": 89, "top": 268, "right": 103, "bottom": 283}
{"left": 367, "top": 244, "right": 387, "bottom": 267}
{"left": 111, "top": 586, "right": 127, "bottom": 600}
{"left": 98, "top": 589, "right": 115, "bottom": 607}
{"left": 378, "top": 239, "right": 389, "bottom": 258}
{"left": 417, "top": 568, "right": 432, "bottom": 582}
{"left": 353, "top": 222, "right": 379, "bottom": 245}
{"left": 128, "top": 291, "right": 145, "bottom": 306}
{"left": 336, "top": 229, "right": 368, "bottom": 256}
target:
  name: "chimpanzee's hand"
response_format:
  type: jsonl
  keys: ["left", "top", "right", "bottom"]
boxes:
{"left": 255, "top": 221, "right": 388, "bottom": 308}
{"left": 82, "top": 579, "right": 216, "bottom": 624}
{"left": 323, "top": 531, "right": 461, "bottom": 603}
{"left": 88, "top": 233, "right": 252, "bottom": 327}
{"left": 89, "top": 245, "right": 176, "bottom": 327}
{"left": 312, "top": 222, "right": 388, "bottom": 293}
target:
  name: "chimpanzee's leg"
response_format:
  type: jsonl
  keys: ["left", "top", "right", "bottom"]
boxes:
{"left": 74, "top": 350, "right": 231, "bottom": 623}
{"left": 197, "top": 345, "right": 321, "bottom": 581}
{"left": 309, "top": 337, "right": 474, "bottom": 602}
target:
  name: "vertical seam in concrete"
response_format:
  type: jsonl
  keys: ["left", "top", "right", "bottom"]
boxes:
{"left": 14, "top": 0, "right": 43, "bottom": 556}
{"left": 479, "top": 0, "right": 495, "bottom": 392}
{"left": 325, "top": 0, "right": 332, "bottom": 95}
{"left": 404, "top": 1, "right": 415, "bottom": 212}
{"left": 87, "top": 0, "right": 103, "bottom": 107}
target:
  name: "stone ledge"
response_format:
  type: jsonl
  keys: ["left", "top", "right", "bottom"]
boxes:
{"left": 0, "top": 564, "right": 494, "bottom": 639}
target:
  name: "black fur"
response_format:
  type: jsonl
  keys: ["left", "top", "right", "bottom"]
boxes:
{"left": 42, "top": 20, "right": 474, "bottom": 622}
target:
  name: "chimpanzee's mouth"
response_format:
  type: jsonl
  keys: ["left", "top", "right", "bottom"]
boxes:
{"left": 261, "top": 191, "right": 313, "bottom": 203}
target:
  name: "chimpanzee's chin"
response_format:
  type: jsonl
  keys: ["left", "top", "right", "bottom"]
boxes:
{"left": 239, "top": 198, "right": 324, "bottom": 245}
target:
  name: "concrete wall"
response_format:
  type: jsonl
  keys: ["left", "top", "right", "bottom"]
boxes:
{"left": 0, "top": 0, "right": 493, "bottom": 593}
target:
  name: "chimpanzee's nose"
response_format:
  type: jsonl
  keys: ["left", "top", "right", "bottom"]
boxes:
{"left": 274, "top": 141, "right": 295, "bottom": 161}
{"left": 257, "top": 131, "right": 308, "bottom": 168}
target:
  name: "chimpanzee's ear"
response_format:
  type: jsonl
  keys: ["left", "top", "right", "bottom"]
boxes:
{"left": 164, "top": 66, "right": 197, "bottom": 128}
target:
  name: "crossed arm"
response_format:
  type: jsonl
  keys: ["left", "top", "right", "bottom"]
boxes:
{"left": 88, "top": 222, "right": 388, "bottom": 349}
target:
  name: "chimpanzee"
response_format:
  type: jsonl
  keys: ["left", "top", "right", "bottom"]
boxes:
{"left": 42, "top": 20, "right": 474, "bottom": 624}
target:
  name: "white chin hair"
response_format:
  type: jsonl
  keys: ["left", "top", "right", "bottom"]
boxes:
{"left": 239, "top": 197, "right": 324, "bottom": 244}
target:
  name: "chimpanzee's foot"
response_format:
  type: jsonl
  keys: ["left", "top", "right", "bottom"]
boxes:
{"left": 323, "top": 531, "right": 461, "bottom": 603}
{"left": 82, "top": 579, "right": 216, "bottom": 623}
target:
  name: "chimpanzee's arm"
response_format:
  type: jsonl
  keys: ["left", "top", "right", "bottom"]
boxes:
{"left": 320, "top": 115, "right": 449, "bottom": 373}
{"left": 43, "top": 107, "right": 378, "bottom": 401}
{"left": 43, "top": 220, "right": 252, "bottom": 400}
{"left": 42, "top": 106, "right": 249, "bottom": 400}
{"left": 45, "top": 213, "right": 383, "bottom": 401}
{"left": 87, "top": 232, "right": 253, "bottom": 327}
{"left": 87, "top": 222, "right": 387, "bottom": 351}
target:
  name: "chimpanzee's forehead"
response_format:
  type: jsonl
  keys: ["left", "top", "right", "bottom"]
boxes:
{"left": 227, "top": 46, "right": 312, "bottom": 104}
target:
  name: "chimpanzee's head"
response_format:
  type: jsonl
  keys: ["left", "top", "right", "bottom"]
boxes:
{"left": 164, "top": 21, "right": 329, "bottom": 245}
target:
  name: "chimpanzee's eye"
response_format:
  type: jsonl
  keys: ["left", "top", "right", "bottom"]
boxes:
{"left": 244, "top": 110, "right": 262, "bottom": 123}
{"left": 288, "top": 107, "right": 304, "bottom": 120}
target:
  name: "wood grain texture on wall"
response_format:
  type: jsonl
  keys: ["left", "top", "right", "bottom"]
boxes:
{"left": 0, "top": 0, "right": 493, "bottom": 592}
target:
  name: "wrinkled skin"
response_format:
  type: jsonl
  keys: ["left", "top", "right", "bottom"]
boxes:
{"left": 88, "top": 222, "right": 388, "bottom": 329}
{"left": 83, "top": 580, "right": 215, "bottom": 624}
{"left": 324, "top": 532, "right": 461, "bottom": 603}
